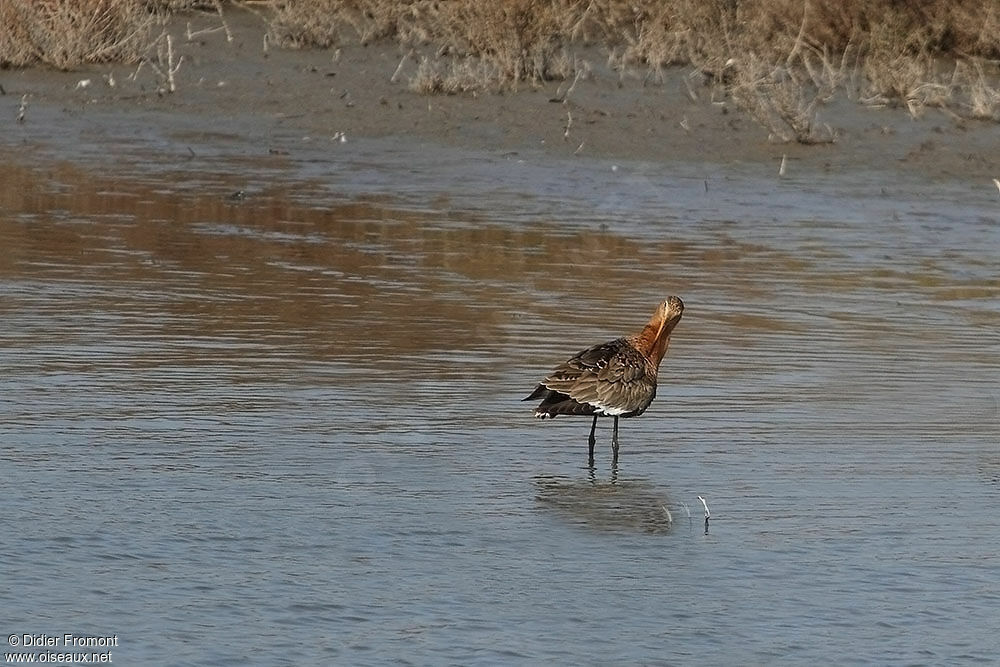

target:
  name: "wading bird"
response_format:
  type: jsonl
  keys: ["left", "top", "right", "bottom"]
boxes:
{"left": 524, "top": 297, "right": 684, "bottom": 466}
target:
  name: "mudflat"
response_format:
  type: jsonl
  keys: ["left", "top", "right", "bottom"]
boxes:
{"left": 2, "top": 7, "right": 998, "bottom": 184}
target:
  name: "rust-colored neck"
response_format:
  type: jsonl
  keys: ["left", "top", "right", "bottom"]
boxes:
{"left": 632, "top": 313, "right": 679, "bottom": 369}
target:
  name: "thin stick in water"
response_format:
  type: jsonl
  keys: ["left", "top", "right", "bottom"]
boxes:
{"left": 660, "top": 504, "right": 673, "bottom": 526}
{"left": 391, "top": 50, "right": 412, "bottom": 84}
{"left": 697, "top": 495, "right": 711, "bottom": 534}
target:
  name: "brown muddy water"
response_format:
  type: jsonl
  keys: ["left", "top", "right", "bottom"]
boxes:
{"left": 1, "top": 129, "right": 999, "bottom": 665}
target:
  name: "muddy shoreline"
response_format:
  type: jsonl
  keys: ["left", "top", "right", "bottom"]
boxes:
{"left": 1, "top": 7, "right": 999, "bottom": 188}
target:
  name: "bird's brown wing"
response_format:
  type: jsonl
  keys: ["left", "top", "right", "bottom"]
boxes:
{"left": 593, "top": 343, "right": 656, "bottom": 415}
{"left": 539, "top": 339, "right": 655, "bottom": 416}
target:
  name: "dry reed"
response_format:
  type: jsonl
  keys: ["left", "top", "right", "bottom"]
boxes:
{"left": 2, "top": 0, "right": 998, "bottom": 137}
{"left": 261, "top": 0, "right": 1000, "bottom": 137}
{"left": 0, "top": 0, "right": 158, "bottom": 69}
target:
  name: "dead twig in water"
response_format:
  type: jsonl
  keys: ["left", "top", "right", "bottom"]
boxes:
{"left": 563, "top": 65, "right": 584, "bottom": 100}
{"left": 149, "top": 33, "right": 184, "bottom": 94}
{"left": 661, "top": 505, "right": 673, "bottom": 526}
{"left": 128, "top": 59, "right": 144, "bottom": 83}
{"left": 697, "top": 495, "right": 711, "bottom": 534}
{"left": 391, "top": 50, "right": 413, "bottom": 84}
{"left": 185, "top": 1, "right": 232, "bottom": 43}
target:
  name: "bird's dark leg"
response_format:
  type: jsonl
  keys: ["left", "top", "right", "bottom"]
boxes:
{"left": 611, "top": 416, "right": 620, "bottom": 466}
{"left": 587, "top": 415, "right": 598, "bottom": 467}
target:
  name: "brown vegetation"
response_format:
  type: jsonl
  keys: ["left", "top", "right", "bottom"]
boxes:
{"left": 265, "top": 0, "right": 1000, "bottom": 134}
{"left": 0, "top": 0, "right": 157, "bottom": 69}
{"left": 2, "top": 0, "right": 999, "bottom": 137}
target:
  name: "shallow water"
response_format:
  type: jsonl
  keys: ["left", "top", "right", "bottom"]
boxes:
{"left": 1, "top": 135, "right": 999, "bottom": 665}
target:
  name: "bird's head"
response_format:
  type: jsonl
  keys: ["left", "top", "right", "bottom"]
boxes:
{"left": 654, "top": 296, "right": 684, "bottom": 335}
{"left": 648, "top": 296, "right": 684, "bottom": 366}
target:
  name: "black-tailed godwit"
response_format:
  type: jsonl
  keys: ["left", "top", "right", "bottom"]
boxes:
{"left": 525, "top": 296, "right": 684, "bottom": 466}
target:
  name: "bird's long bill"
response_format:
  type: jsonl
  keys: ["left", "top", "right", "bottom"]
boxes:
{"left": 654, "top": 296, "right": 684, "bottom": 335}
{"left": 649, "top": 296, "right": 684, "bottom": 367}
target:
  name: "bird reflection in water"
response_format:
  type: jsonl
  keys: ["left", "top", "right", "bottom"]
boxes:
{"left": 533, "top": 473, "right": 676, "bottom": 535}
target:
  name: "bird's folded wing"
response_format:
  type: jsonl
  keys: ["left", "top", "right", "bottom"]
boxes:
{"left": 595, "top": 345, "right": 654, "bottom": 413}
{"left": 594, "top": 373, "right": 655, "bottom": 414}
{"left": 541, "top": 339, "right": 653, "bottom": 413}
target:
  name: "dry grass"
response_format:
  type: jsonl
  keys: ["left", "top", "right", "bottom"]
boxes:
{"left": 0, "top": 0, "right": 226, "bottom": 70}
{"left": 261, "top": 0, "right": 1000, "bottom": 137}
{"left": 962, "top": 61, "right": 1000, "bottom": 121}
{"left": 2, "top": 0, "right": 998, "bottom": 136}
{"left": 0, "top": 0, "right": 158, "bottom": 69}
{"left": 268, "top": 0, "right": 587, "bottom": 88}
{"left": 729, "top": 55, "right": 837, "bottom": 144}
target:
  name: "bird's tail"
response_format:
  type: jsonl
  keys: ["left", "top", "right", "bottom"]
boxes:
{"left": 523, "top": 384, "right": 548, "bottom": 401}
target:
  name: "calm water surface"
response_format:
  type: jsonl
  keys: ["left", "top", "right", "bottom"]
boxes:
{"left": 1, "top": 137, "right": 999, "bottom": 665}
